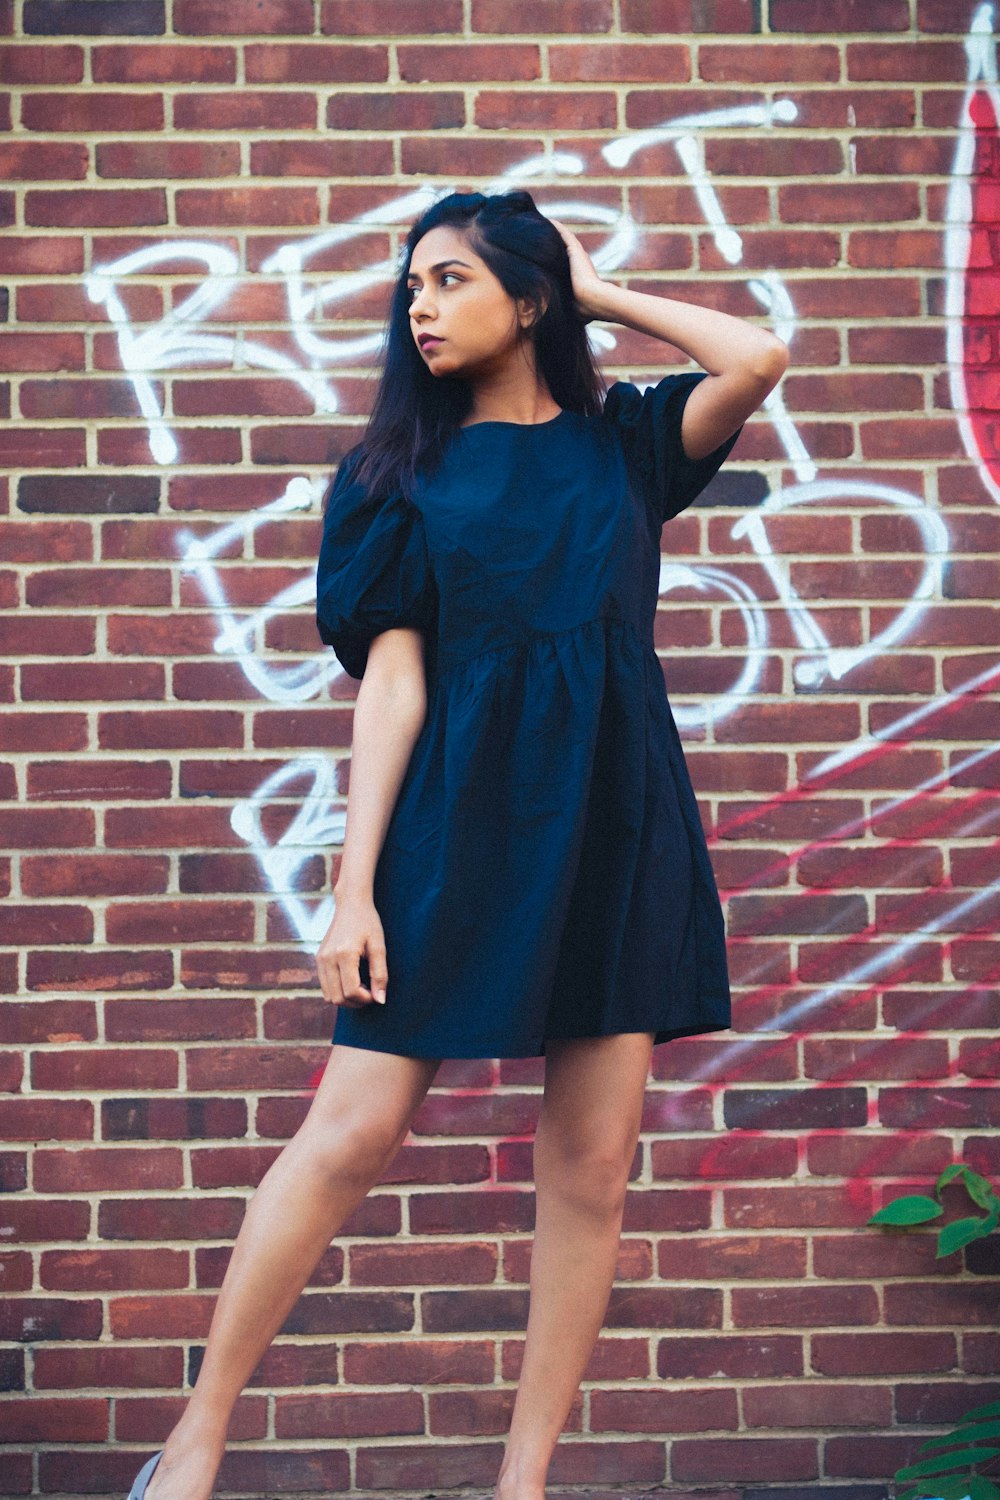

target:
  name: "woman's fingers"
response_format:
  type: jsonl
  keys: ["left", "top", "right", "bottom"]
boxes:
{"left": 366, "top": 936, "right": 388, "bottom": 1004}
{"left": 316, "top": 901, "right": 388, "bottom": 1009}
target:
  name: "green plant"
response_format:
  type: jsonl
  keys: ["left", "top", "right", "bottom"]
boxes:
{"left": 891, "top": 1397, "right": 1000, "bottom": 1500}
{"left": 867, "top": 1163, "right": 1000, "bottom": 1500}
{"left": 869, "top": 1163, "right": 999, "bottom": 1258}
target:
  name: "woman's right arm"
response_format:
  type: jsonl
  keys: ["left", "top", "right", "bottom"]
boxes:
{"left": 317, "top": 627, "right": 428, "bottom": 1010}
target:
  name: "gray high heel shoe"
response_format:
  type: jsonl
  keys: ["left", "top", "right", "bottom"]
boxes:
{"left": 126, "top": 1449, "right": 163, "bottom": 1499}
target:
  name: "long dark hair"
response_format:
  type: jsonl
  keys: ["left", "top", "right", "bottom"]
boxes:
{"left": 327, "top": 189, "right": 609, "bottom": 510}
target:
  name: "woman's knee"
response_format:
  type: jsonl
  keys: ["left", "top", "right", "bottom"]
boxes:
{"left": 534, "top": 1130, "right": 635, "bottom": 1212}
{"left": 300, "top": 1106, "right": 404, "bottom": 1187}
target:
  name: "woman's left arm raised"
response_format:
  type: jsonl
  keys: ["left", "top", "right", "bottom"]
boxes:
{"left": 550, "top": 218, "right": 789, "bottom": 462}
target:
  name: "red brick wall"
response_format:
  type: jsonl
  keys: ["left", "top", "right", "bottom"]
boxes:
{"left": 2, "top": 1, "right": 999, "bottom": 1496}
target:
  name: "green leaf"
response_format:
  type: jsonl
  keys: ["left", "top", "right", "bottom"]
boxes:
{"left": 893, "top": 1476, "right": 984, "bottom": 1500}
{"left": 895, "top": 1447, "right": 1000, "bottom": 1480}
{"left": 960, "top": 1169, "right": 998, "bottom": 1212}
{"left": 960, "top": 1401, "right": 1000, "bottom": 1424}
{"left": 870, "top": 1196, "right": 943, "bottom": 1226}
{"left": 919, "top": 1420, "right": 1000, "bottom": 1451}
{"left": 937, "top": 1163, "right": 970, "bottom": 1193}
{"left": 937, "top": 1216, "right": 995, "bottom": 1257}
{"left": 966, "top": 1478, "right": 1000, "bottom": 1500}
{"left": 950, "top": 1421, "right": 1000, "bottom": 1446}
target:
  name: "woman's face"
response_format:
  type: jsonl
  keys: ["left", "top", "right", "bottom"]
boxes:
{"left": 406, "top": 224, "right": 533, "bottom": 379}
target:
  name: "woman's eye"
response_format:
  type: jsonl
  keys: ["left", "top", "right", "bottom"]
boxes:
{"left": 407, "top": 273, "right": 461, "bottom": 299}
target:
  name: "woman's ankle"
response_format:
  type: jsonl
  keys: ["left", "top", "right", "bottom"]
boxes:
{"left": 170, "top": 1402, "right": 230, "bottom": 1447}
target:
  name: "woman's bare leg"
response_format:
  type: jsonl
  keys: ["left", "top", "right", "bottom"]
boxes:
{"left": 493, "top": 1031, "right": 655, "bottom": 1500}
{"left": 141, "top": 1042, "right": 441, "bottom": 1500}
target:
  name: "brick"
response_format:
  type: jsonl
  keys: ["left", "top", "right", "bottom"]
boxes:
{"left": 173, "top": 91, "right": 317, "bottom": 130}
{"left": 0, "top": 712, "right": 89, "bottom": 753}
{"left": 97, "top": 140, "right": 240, "bottom": 179}
{"left": 0, "top": 42, "right": 83, "bottom": 81}
{"left": 172, "top": 377, "right": 316, "bottom": 418}
{"left": 21, "top": 91, "right": 163, "bottom": 131}
{"left": 0, "top": 807, "right": 95, "bottom": 847}
{"left": 0, "top": 235, "right": 84, "bottom": 274}
{"left": 175, "top": 0, "right": 313, "bottom": 32}
{"left": 0, "top": 427, "right": 86, "bottom": 466}
{"left": 22, "top": 663, "right": 164, "bottom": 700}
{"left": 22, "top": 2, "right": 165, "bottom": 33}
{"left": 91, "top": 42, "right": 236, "bottom": 82}
{"left": 25, "top": 189, "right": 167, "bottom": 227}
{"left": 552, "top": 42, "right": 690, "bottom": 82}
{"left": 353, "top": 1439, "right": 502, "bottom": 1492}
{"left": 657, "top": 1334, "right": 804, "bottom": 1380}
{"left": 825, "top": 1432, "right": 931, "bottom": 1478}
{"left": 476, "top": 0, "right": 613, "bottom": 27}
{"left": 244, "top": 42, "right": 387, "bottom": 82}
{"left": 26, "top": 759, "right": 170, "bottom": 800}
{"left": 175, "top": 187, "right": 320, "bottom": 227}
{"left": 26, "top": 565, "right": 171, "bottom": 607}
{"left": 0, "top": 142, "right": 87, "bottom": 179}
{"left": 18, "top": 283, "right": 162, "bottom": 328}
{"left": 23, "top": 374, "right": 151, "bottom": 420}
{"left": 321, "top": 0, "right": 463, "bottom": 33}
{"left": 772, "top": 0, "right": 908, "bottom": 26}
{"left": 22, "top": 852, "right": 167, "bottom": 894}
{"left": 400, "top": 43, "right": 541, "bottom": 83}
{"left": 33, "top": 1044, "right": 184, "bottom": 1093}
{"left": 848, "top": 38, "right": 964, "bottom": 80}
{"left": 0, "top": 519, "right": 92, "bottom": 562}
{"left": 0, "top": 1099, "right": 93, "bottom": 1141}
{"left": 879, "top": 1086, "right": 1000, "bottom": 1129}
{"left": 17, "top": 475, "right": 160, "bottom": 513}
{"left": 97, "top": 709, "right": 245, "bottom": 750}
{"left": 0, "top": 334, "right": 85, "bottom": 372}
{"left": 254, "top": 137, "right": 396, "bottom": 179}
{"left": 732, "top": 1283, "right": 879, "bottom": 1328}
{"left": 0, "top": 999, "right": 98, "bottom": 1043}
{"left": 804, "top": 1037, "right": 950, "bottom": 1082}
{"left": 476, "top": 89, "right": 611, "bottom": 129}
{"left": 885, "top": 1281, "right": 1000, "bottom": 1327}
{"left": 25, "top": 948, "right": 174, "bottom": 992}
{"left": 671, "top": 1436, "right": 819, "bottom": 1483}
{"left": 276, "top": 1388, "right": 425, "bottom": 1438}
{"left": 325, "top": 89, "right": 465, "bottom": 130}
{"left": 106, "top": 900, "right": 254, "bottom": 944}
{"left": 0, "top": 1297, "right": 103, "bottom": 1342}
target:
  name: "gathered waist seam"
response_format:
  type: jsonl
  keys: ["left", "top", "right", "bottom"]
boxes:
{"left": 432, "top": 614, "right": 649, "bottom": 682}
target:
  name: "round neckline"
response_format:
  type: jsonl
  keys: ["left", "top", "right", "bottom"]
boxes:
{"left": 458, "top": 409, "right": 569, "bottom": 431}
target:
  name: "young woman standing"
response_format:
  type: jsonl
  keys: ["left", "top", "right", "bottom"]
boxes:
{"left": 126, "top": 190, "right": 787, "bottom": 1500}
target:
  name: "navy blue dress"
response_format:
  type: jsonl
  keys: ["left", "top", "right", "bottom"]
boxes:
{"left": 315, "top": 370, "right": 744, "bottom": 1059}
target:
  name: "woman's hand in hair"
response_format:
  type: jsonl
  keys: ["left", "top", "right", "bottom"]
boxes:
{"left": 548, "top": 218, "right": 607, "bottom": 323}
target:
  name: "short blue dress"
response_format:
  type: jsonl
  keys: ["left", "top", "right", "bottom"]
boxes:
{"left": 315, "top": 370, "right": 744, "bottom": 1059}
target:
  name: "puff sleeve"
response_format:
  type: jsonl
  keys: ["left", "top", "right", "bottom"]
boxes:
{"left": 315, "top": 448, "right": 437, "bottom": 680}
{"left": 602, "top": 370, "right": 744, "bottom": 525}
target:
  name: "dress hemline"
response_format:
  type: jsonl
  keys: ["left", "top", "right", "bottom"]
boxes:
{"left": 330, "top": 1020, "right": 732, "bottom": 1060}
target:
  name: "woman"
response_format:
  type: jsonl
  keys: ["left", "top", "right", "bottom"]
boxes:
{"left": 127, "top": 190, "right": 787, "bottom": 1500}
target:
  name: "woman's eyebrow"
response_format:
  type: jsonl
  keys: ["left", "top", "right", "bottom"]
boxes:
{"left": 406, "top": 258, "right": 474, "bottom": 282}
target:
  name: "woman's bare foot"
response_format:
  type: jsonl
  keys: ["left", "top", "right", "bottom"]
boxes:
{"left": 142, "top": 1414, "right": 227, "bottom": 1500}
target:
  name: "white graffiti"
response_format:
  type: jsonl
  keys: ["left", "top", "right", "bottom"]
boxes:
{"left": 947, "top": 2, "right": 1000, "bottom": 508}
{"left": 83, "top": 3, "right": 996, "bottom": 955}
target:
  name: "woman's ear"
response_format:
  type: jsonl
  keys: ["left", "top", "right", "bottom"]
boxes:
{"left": 518, "top": 292, "right": 548, "bottom": 329}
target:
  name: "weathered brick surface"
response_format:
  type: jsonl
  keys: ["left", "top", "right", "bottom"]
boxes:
{"left": 1, "top": 3, "right": 998, "bottom": 1498}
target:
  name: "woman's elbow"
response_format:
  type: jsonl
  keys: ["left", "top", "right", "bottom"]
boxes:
{"left": 361, "top": 628, "right": 429, "bottom": 717}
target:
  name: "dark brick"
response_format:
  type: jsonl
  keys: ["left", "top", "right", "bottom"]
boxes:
{"left": 18, "top": 475, "right": 160, "bottom": 514}
{"left": 22, "top": 1, "right": 165, "bottom": 34}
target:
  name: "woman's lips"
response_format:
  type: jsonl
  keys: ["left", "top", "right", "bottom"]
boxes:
{"left": 420, "top": 336, "right": 444, "bottom": 351}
